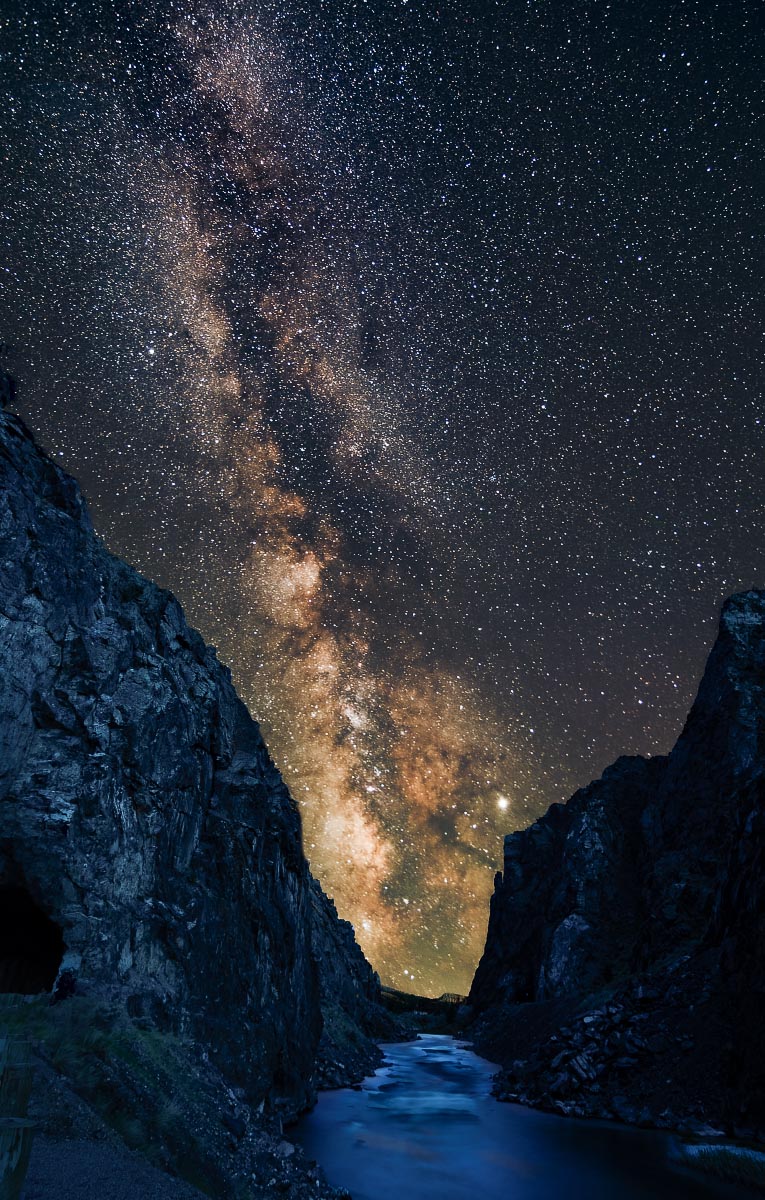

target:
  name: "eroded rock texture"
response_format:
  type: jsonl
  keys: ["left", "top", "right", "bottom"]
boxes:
{"left": 310, "top": 879, "right": 396, "bottom": 1086}
{"left": 470, "top": 591, "right": 765, "bottom": 1135}
{"left": 0, "top": 411, "right": 375, "bottom": 1114}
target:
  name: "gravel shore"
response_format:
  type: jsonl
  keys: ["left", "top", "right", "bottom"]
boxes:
{"left": 22, "top": 1137, "right": 206, "bottom": 1200}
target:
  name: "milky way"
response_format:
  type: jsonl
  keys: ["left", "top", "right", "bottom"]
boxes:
{"left": 2, "top": 0, "right": 763, "bottom": 993}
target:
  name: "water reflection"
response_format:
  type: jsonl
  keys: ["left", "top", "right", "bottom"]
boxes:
{"left": 293, "top": 1035, "right": 751, "bottom": 1200}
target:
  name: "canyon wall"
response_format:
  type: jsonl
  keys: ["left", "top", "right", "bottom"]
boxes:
{"left": 471, "top": 590, "right": 765, "bottom": 1134}
{"left": 0, "top": 409, "right": 379, "bottom": 1116}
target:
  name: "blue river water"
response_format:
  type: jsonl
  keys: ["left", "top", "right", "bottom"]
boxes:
{"left": 292, "top": 1034, "right": 751, "bottom": 1200}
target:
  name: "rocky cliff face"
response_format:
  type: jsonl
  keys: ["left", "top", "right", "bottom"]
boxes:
{"left": 471, "top": 754, "right": 666, "bottom": 1007}
{"left": 0, "top": 410, "right": 377, "bottom": 1119}
{"left": 470, "top": 591, "right": 765, "bottom": 1136}
{"left": 309, "top": 879, "right": 396, "bottom": 1086}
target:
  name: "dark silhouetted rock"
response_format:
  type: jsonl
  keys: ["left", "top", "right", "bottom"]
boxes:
{"left": 0, "top": 371, "right": 15, "bottom": 410}
{"left": 309, "top": 879, "right": 396, "bottom": 1086}
{"left": 0, "top": 410, "right": 380, "bottom": 1120}
{"left": 470, "top": 590, "right": 765, "bottom": 1136}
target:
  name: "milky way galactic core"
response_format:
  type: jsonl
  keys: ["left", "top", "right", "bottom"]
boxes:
{"left": 3, "top": 0, "right": 763, "bottom": 993}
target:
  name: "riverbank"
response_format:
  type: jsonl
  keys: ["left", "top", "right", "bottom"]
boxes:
{"left": 16, "top": 1018, "right": 765, "bottom": 1200}
{"left": 671, "top": 1144, "right": 765, "bottom": 1195}
{"left": 12, "top": 998, "right": 351, "bottom": 1200}
{"left": 293, "top": 1034, "right": 754, "bottom": 1200}
{"left": 468, "top": 966, "right": 759, "bottom": 1141}
{"left": 467, "top": 990, "right": 765, "bottom": 1197}
{"left": 23, "top": 1137, "right": 207, "bottom": 1200}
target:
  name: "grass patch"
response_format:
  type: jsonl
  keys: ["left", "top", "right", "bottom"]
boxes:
{"left": 0, "top": 995, "right": 227, "bottom": 1196}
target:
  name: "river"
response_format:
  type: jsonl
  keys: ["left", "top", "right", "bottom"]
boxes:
{"left": 293, "top": 1034, "right": 751, "bottom": 1200}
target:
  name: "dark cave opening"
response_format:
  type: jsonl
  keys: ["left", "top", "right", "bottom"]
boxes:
{"left": 0, "top": 886, "right": 65, "bottom": 994}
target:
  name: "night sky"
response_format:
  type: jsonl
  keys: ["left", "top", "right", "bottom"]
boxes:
{"left": 2, "top": 0, "right": 763, "bottom": 995}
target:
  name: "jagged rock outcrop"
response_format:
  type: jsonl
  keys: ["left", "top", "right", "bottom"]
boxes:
{"left": 0, "top": 410, "right": 377, "bottom": 1121}
{"left": 470, "top": 591, "right": 765, "bottom": 1136}
{"left": 309, "top": 880, "right": 396, "bottom": 1086}
{"left": 471, "top": 754, "right": 666, "bottom": 1006}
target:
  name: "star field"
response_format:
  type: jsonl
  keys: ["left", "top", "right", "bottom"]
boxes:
{"left": 1, "top": 0, "right": 763, "bottom": 994}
